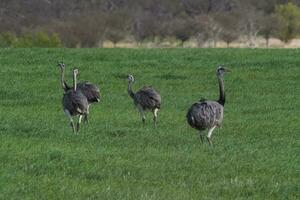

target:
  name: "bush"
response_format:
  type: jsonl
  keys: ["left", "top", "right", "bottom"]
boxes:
{"left": 0, "top": 32, "right": 17, "bottom": 47}
{"left": 35, "top": 32, "right": 51, "bottom": 47}
{"left": 49, "top": 33, "right": 63, "bottom": 47}
{"left": 275, "top": 2, "right": 300, "bottom": 43}
{"left": 12, "top": 32, "right": 63, "bottom": 48}
{"left": 13, "top": 33, "right": 34, "bottom": 48}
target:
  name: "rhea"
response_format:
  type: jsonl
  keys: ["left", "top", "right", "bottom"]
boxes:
{"left": 127, "top": 74, "right": 161, "bottom": 127}
{"left": 186, "top": 66, "right": 230, "bottom": 145}
{"left": 62, "top": 68, "right": 89, "bottom": 133}
{"left": 58, "top": 62, "right": 101, "bottom": 122}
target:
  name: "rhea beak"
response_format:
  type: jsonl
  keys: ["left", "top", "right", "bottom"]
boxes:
{"left": 127, "top": 75, "right": 134, "bottom": 82}
{"left": 57, "top": 62, "right": 64, "bottom": 69}
{"left": 224, "top": 67, "right": 231, "bottom": 72}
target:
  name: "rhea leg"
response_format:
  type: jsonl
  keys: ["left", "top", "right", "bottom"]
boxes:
{"left": 83, "top": 105, "right": 89, "bottom": 124}
{"left": 207, "top": 126, "right": 217, "bottom": 145}
{"left": 137, "top": 105, "right": 146, "bottom": 124}
{"left": 76, "top": 115, "right": 83, "bottom": 132}
{"left": 83, "top": 113, "right": 89, "bottom": 124}
{"left": 199, "top": 131, "right": 205, "bottom": 143}
{"left": 152, "top": 108, "right": 159, "bottom": 127}
{"left": 64, "top": 109, "right": 76, "bottom": 133}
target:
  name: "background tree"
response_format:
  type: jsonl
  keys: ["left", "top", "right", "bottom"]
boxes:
{"left": 195, "top": 30, "right": 209, "bottom": 48}
{"left": 275, "top": 2, "right": 300, "bottom": 43}
{"left": 197, "top": 15, "right": 222, "bottom": 48}
{"left": 13, "top": 33, "right": 34, "bottom": 48}
{"left": 0, "top": 32, "right": 16, "bottom": 47}
{"left": 169, "top": 17, "right": 195, "bottom": 47}
{"left": 154, "top": 17, "right": 172, "bottom": 46}
{"left": 132, "top": 13, "right": 157, "bottom": 46}
{"left": 52, "top": 22, "right": 81, "bottom": 48}
{"left": 259, "top": 14, "right": 278, "bottom": 47}
{"left": 1, "top": 0, "right": 300, "bottom": 47}
{"left": 71, "top": 14, "right": 107, "bottom": 47}
{"left": 193, "top": 16, "right": 209, "bottom": 47}
{"left": 239, "top": 5, "right": 263, "bottom": 47}
{"left": 217, "top": 13, "right": 240, "bottom": 47}
{"left": 105, "top": 12, "right": 131, "bottom": 47}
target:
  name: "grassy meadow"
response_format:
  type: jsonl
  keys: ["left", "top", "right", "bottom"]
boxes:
{"left": 0, "top": 48, "right": 299, "bottom": 199}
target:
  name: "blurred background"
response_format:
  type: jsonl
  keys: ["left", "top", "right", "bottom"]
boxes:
{"left": 1, "top": 0, "right": 300, "bottom": 48}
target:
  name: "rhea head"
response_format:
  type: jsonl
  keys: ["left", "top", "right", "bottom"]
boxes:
{"left": 217, "top": 65, "right": 231, "bottom": 77}
{"left": 127, "top": 74, "right": 134, "bottom": 83}
{"left": 73, "top": 68, "right": 79, "bottom": 76}
{"left": 57, "top": 62, "right": 65, "bottom": 70}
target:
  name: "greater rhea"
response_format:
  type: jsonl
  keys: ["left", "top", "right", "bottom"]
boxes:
{"left": 62, "top": 68, "right": 89, "bottom": 133}
{"left": 186, "top": 66, "right": 230, "bottom": 145}
{"left": 58, "top": 62, "right": 101, "bottom": 122}
{"left": 127, "top": 74, "right": 161, "bottom": 127}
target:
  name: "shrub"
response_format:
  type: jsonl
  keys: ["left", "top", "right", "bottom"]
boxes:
{"left": 0, "top": 32, "right": 17, "bottom": 47}
{"left": 12, "top": 32, "right": 63, "bottom": 48}
{"left": 13, "top": 33, "right": 34, "bottom": 48}
{"left": 275, "top": 2, "right": 300, "bottom": 43}
{"left": 49, "top": 33, "right": 63, "bottom": 47}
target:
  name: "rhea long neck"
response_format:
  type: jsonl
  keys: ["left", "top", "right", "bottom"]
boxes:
{"left": 128, "top": 81, "right": 135, "bottom": 99}
{"left": 60, "top": 68, "right": 66, "bottom": 90}
{"left": 73, "top": 72, "right": 77, "bottom": 92}
{"left": 217, "top": 74, "right": 225, "bottom": 106}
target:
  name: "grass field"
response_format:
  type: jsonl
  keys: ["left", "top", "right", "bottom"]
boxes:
{"left": 0, "top": 48, "right": 299, "bottom": 199}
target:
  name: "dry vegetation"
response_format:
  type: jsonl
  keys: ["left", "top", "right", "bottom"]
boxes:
{"left": 2, "top": 0, "right": 300, "bottom": 48}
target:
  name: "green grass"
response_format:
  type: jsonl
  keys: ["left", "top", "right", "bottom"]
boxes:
{"left": 0, "top": 48, "right": 299, "bottom": 199}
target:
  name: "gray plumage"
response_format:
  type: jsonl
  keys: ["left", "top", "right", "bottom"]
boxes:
{"left": 58, "top": 62, "right": 101, "bottom": 104}
{"left": 187, "top": 101, "right": 223, "bottom": 130}
{"left": 76, "top": 81, "right": 101, "bottom": 103}
{"left": 63, "top": 90, "right": 89, "bottom": 116}
{"left": 186, "top": 66, "right": 230, "bottom": 145}
{"left": 62, "top": 68, "right": 88, "bottom": 133}
{"left": 127, "top": 74, "right": 161, "bottom": 127}
{"left": 58, "top": 62, "right": 100, "bottom": 123}
{"left": 133, "top": 86, "right": 161, "bottom": 109}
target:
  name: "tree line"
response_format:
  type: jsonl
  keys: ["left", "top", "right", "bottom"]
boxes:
{"left": 1, "top": 0, "right": 300, "bottom": 48}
